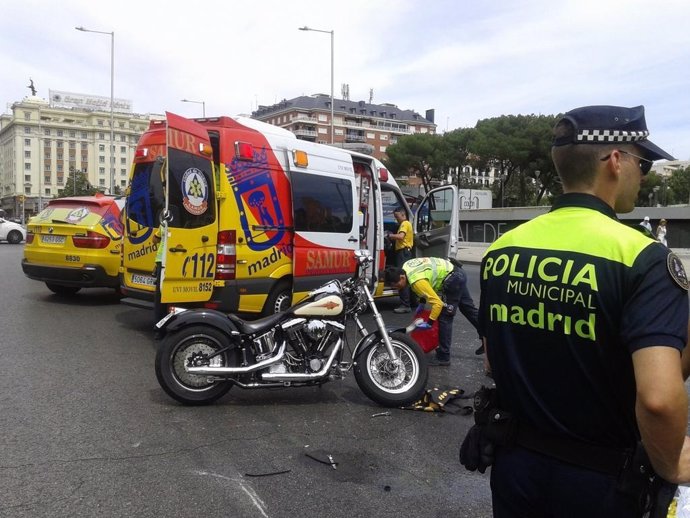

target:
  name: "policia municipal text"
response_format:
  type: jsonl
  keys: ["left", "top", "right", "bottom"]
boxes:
{"left": 461, "top": 105, "right": 690, "bottom": 517}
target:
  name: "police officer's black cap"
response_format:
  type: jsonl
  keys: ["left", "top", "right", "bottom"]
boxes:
{"left": 552, "top": 105, "right": 674, "bottom": 161}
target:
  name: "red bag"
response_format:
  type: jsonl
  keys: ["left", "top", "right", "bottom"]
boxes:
{"left": 409, "top": 309, "right": 439, "bottom": 353}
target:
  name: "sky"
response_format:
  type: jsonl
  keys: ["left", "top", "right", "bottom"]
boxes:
{"left": 2, "top": 0, "right": 690, "bottom": 159}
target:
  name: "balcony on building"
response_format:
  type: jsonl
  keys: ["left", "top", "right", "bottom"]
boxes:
{"left": 292, "top": 126, "right": 318, "bottom": 141}
{"left": 345, "top": 131, "right": 365, "bottom": 143}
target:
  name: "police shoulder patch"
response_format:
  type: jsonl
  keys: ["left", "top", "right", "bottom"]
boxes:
{"left": 667, "top": 252, "right": 689, "bottom": 291}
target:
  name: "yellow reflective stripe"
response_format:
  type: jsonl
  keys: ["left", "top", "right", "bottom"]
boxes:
{"left": 486, "top": 208, "right": 654, "bottom": 267}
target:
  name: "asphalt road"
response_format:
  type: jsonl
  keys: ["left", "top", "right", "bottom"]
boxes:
{"left": 0, "top": 244, "right": 492, "bottom": 518}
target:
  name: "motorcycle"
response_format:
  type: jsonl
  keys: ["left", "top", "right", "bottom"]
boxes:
{"left": 154, "top": 250, "right": 428, "bottom": 407}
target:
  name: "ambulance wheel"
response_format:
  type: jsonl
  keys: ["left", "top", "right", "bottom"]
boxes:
{"left": 262, "top": 281, "right": 292, "bottom": 316}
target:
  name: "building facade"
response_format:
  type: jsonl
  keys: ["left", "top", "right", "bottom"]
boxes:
{"left": 251, "top": 93, "right": 436, "bottom": 160}
{"left": 0, "top": 94, "right": 160, "bottom": 219}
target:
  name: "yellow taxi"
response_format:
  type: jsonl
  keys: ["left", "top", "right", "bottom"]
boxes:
{"left": 22, "top": 194, "right": 125, "bottom": 295}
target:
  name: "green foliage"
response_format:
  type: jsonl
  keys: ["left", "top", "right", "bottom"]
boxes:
{"left": 636, "top": 167, "right": 689, "bottom": 207}
{"left": 57, "top": 169, "right": 98, "bottom": 198}
{"left": 384, "top": 113, "right": 559, "bottom": 207}
{"left": 667, "top": 166, "right": 690, "bottom": 205}
{"left": 470, "top": 114, "right": 559, "bottom": 206}
{"left": 382, "top": 115, "right": 687, "bottom": 210}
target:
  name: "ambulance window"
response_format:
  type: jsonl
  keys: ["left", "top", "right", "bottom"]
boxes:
{"left": 166, "top": 148, "right": 216, "bottom": 229}
{"left": 292, "top": 172, "right": 353, "bottom": 233}
{"left": 416, "top": 188, "right": 453, "bottom": 232}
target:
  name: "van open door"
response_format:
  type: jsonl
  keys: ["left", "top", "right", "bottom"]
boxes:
{"left": 413, "top": 185, "right": 459, "bottom": 259}
{"left": 160, "top": 112, "right": 218, "bottom": 304}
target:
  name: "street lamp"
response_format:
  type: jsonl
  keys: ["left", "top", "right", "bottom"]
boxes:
{"left": 75, "top": 26, "right": 115, "bottom": 195}
{"left": 299, "top": 26, "right": 334, "bottom": 144}
{"left": 181, "top": 99, "right": 206, "bottom": 117}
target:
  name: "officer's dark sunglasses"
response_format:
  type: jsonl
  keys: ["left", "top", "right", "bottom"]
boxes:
{"left": 600, "top": 149, "right": 653, "bottom": 175}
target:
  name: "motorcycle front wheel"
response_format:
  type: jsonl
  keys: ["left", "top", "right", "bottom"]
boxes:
{"left": 155, "top": 325, "right": 236, "bottom": 405}
{"left": 354, "top": 332, "right": 428, "bottom": 407}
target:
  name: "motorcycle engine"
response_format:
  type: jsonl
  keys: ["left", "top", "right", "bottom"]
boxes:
{"left": 304, "top": 320, "right": 327, "bottom": 341}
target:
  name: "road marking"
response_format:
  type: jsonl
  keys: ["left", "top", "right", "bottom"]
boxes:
{"left": 194, "top": 470, "right": 269, "bottom": 518}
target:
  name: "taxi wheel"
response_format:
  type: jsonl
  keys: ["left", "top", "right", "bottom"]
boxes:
{"left": 46, "top": 283, "right": 81, "bottom": 296}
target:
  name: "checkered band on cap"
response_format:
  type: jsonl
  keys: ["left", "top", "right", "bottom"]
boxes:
{"left": 576, "top": 129, "right": 650, "bottom": 143}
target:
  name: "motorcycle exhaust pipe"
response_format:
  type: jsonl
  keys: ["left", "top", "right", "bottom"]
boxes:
{"left": 260, "top": 338, "right": 342, "bottom": 381}
{"left": 185, "top": 341, "right": 287, "bottom": 375}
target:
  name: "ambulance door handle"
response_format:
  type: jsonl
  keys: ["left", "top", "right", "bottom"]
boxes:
{"left": 348, "top": 236, "right": 358, "bottom": 242}
{"left": 201, "top": 235, "right": 209, "bottom": 243}
{"left": 169, "top": 246, "right": 187, "bottom": 253}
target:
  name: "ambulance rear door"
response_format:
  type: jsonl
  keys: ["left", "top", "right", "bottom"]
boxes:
{"left": 413, "top": 185, "right": 459, "bottom": 259}
{"left": 288, "top": 147, "right": 359, "bottom": 296}
{"left": 160, "top": 112, "right": 218, "bottom": 304}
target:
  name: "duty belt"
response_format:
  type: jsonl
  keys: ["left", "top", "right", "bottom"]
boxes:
{"left": 514, "top": 421, "right": 631, "bottom": 476}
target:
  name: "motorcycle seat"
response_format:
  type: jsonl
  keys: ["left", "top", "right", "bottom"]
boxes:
{"left": 227, "top": 312, "right": 286, "bottom": 335}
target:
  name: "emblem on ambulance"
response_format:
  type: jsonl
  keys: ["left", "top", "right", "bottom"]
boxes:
{"left": 181, "top": 167, "right": 208, "bottom": 216}
{"left": 667, "top": 252, "right": 689, "bottom": 291}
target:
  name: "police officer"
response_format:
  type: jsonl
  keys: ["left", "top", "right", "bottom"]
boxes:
{"left": 471, "top": 106, "right": 690, "bottom": 517}
{"left": 385, "top": 257, "right": 478, "bottom": 366}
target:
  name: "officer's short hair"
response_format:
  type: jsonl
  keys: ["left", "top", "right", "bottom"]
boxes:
{"left": 551, "top": 119, "right": 613, "bottom": 189}
{"left": 393, "top": 206, "right": 406, "bottom": 215}
{"left": 384, "top": 267, "right": 406, "bottom": 284}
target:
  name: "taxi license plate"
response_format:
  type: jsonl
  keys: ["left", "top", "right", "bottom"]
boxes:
{"left": 131, "top": 274, "right": 156, "bottom": 286}
{"left": 41, "top": 235, "right": 66, "bottom": 244}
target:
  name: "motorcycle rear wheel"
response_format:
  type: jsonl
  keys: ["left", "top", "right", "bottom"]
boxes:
{"left": 354, "top": 332, "right": 428, "bottom": 407}
{"left": 155, "top": 325, "right": 235, "bottom": 405}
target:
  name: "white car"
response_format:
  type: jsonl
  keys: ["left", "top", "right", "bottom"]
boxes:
{"left": 0, "top": 218, "right": 26, "bottom": 244}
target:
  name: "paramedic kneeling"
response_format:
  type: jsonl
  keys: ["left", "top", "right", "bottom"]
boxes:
{"left": 385, "top": 257, "right": 478, "bottom": 366}
{"left": 471, "top": 105, "right": 690, "bottom": 518}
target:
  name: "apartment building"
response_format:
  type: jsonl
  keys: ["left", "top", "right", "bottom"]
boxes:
{"left": 0, "top": 91, "right": 161, "bottom": 219}
{"left": 251, "top": 93, "right": 436, "bottom": 160}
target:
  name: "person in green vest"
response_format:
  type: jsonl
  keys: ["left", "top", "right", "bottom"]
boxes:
{"left": 385, "top": 257, "right": 478, "bottom": 366}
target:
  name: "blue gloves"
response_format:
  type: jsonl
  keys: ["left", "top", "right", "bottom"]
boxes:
{"left": 415, "top": 303, "right": 425, "bottom": 315}
{"left": 415, "top": 321, "right": 433, "bottom": 330}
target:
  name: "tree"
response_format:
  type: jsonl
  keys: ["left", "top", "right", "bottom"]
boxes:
{"left": 58, "top": 168, "right": 98, "bottom": 198}
{"left": 440, "top": 128, "right": 475, "bottom": 188}
{"left": 383, "top": 133, "right": 444, "bottom": 193}
{"left": 667, "top": 166, "right": 690, "bottom": 205}
{"left": 468, "top": 114, "right": 558, "bottom": 206}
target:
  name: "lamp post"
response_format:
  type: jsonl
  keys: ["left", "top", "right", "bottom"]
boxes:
{"left": 181, "top": 99, "right": 206, "bottom": 117}
{"left": 75, "top": 26, "right": 115, "bottom": 195}
{"left": 298, "top": 26, "right": 334, "bottom": 144}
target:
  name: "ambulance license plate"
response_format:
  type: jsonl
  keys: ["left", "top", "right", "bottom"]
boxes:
{"left": 132, "top": 274, "right": 156, "bottom": 286}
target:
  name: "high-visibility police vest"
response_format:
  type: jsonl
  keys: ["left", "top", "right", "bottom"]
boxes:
{"left": 478, "top": 192, "right": 689, "bottom": 450}
{"left": 403, "top": 257, "right": 454, "bottom": 291}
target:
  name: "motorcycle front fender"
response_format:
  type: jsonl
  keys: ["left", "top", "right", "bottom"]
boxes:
{"left": 162, "top": 309, "right": 240, "bottom": 337}
{"left": 352, "top": 329, "right": 389, "bottom": 360}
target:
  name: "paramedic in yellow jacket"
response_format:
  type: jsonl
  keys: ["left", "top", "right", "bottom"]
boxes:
{"left": 388, "top": 206, "right": 414, "bottom": 313}
{"left": 385, "top": 257, "right": 478, "bottom": 366}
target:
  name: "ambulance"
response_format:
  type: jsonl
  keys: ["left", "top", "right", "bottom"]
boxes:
{"left": 120, "top": 112, "right": 458, "bottom": 316}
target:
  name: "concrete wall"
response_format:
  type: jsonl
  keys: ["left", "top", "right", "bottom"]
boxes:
{"left": 459, "top": 205, "right": 690, "bottom": 248}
